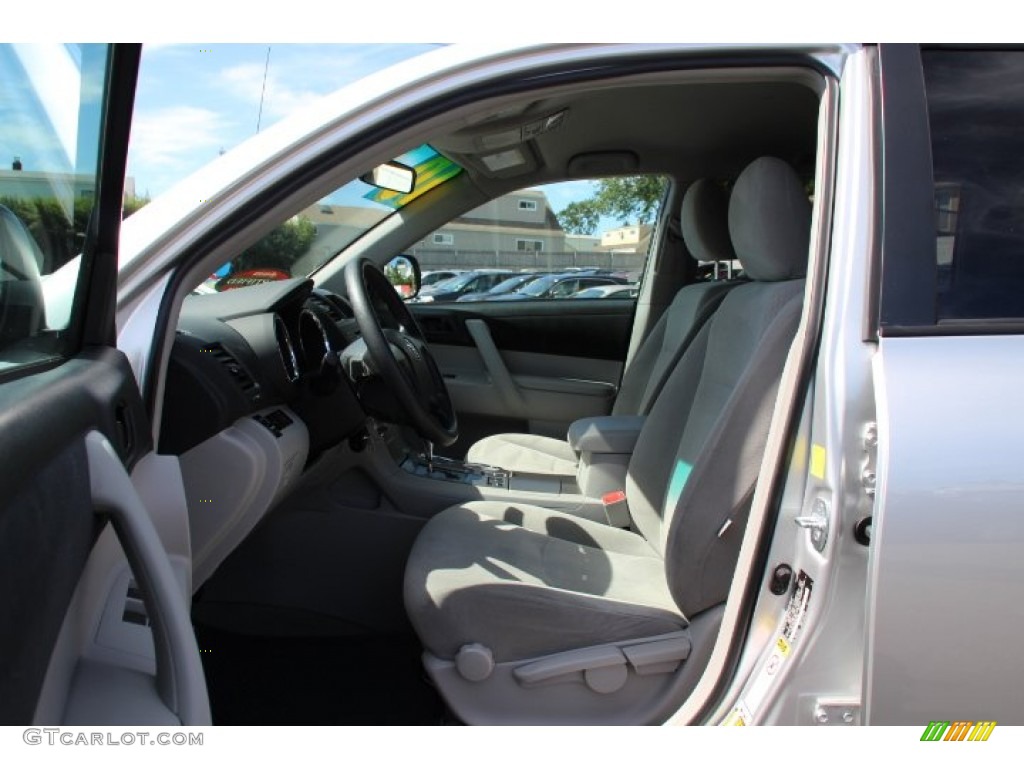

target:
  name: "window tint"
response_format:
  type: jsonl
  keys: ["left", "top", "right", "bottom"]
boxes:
{"left": 410, "top": 177, "right": 663, "bottom": 303}
{"left": 923, "top": 50, "right": 1024, "bottom": 320}
{"left": 0, "top": 44, "right": 110, "bottom": 372}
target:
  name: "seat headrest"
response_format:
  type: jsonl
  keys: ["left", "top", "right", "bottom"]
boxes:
{"left": 681, "top": 179, "right": 736, "bottom": 263}
{"left": 728, "top": 157, "right": 811, "bottom": 282}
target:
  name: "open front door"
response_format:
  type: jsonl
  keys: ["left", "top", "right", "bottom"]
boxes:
{"left": 0, "top": 44, "right": 209, "bottom": 725}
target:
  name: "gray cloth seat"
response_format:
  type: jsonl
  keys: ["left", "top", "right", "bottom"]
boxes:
{"left": 465, "top": 179, "right": 737, "bottom": 476}
{"left": 465, "top": 432, "right": 579, "bottom": 476}
{"left": 405, "top": 157, "right": 811, "bottom": 676}
{"left": 405, "top": 501, "right": 684, "bottom": 662}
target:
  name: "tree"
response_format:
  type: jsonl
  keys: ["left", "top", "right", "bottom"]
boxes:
{"left": 0, "top": 195, "right": 75, "bottom": 271}
{"left": 122, "top": 195, "right": 150, "bottom": 217}
{"left": 0, "top": 193, "right": 151, "bottom": 273}
{"left": 557, "top": 176, "right": 667, "bottom": 234}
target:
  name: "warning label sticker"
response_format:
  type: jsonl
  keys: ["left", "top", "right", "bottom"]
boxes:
{"left": 727, "top": 570, "right": 814, "bottom": 722}
{"left": 723, "top": 702, "right": 753, "bottom": 726}
{"left": 782, "top": 570, "right": 813, "bottom": 644}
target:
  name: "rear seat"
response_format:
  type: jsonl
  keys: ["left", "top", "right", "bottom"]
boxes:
{"left": 465, "top": 178, "right": 739, "bottom": 477}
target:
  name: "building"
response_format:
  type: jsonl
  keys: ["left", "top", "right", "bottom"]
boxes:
{"left": 291, "top": 188, "right": 648, "bottom": 276}
{"left": 0, "top": 169, "right": 136, "bottom": 204}
{"left": 565, "top": 233, "right": 602, "bottom": 252}
{"left": 419, "top": 188, "right": 567, "bottom": 257}
{"left": 599, "top": 223, "right": 653, "bottom": 254}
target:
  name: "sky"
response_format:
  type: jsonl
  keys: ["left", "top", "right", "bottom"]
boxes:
{"left": 127, "top": 44, "right": 608, "bottom": 229}
{"left": 0, "top": 41, "right": 630, "bottom": 234}
{"left": 127, "top": 44, "right": 438, "bottom": 199}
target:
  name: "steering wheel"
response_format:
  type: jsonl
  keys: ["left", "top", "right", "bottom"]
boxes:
{"left": 344, "top": 257, "right": 458, "bottom": 447}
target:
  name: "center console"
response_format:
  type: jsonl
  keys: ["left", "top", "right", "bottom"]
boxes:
{"left": 399, "top": 452, "right": 581, "bottom": 495}
{"left": 364, "top": 420, "right": 611, "bottom": 524}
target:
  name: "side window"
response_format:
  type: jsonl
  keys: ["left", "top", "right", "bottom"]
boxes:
{"left": 411, "top": 176, "right": 666, "bottom": 303}
{"left": 0, "top": 44, "right": 110, "bottom": 373}
{"left": 923, "top": 50, "right": 1024, "bottom": 320}
{"left": 549, "top": 278, "right": 580, "bottom": 298}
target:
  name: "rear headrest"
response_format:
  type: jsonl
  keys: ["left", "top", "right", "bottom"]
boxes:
{"left": 681, "top": 179, "right": 736, "bottom": 263}
{"left": 728, "top": 157, "right": 811, "bottom": 282}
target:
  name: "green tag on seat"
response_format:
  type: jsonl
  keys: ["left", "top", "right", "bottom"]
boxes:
{"left": 665, "top": 459, "right": 693, "bottom": 514}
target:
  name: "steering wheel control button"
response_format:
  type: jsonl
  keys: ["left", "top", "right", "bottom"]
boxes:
{"left": 455, "top": 643, "right": 494, "bottom": 682}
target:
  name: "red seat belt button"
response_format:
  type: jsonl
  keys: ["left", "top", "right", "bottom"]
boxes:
{"left": 602, "top": 490, "right": 626, "bottom": 505}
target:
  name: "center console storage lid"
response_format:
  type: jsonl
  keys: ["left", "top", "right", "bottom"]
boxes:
{"left": 567, "top": 415, "right": 646, "bottom": 454}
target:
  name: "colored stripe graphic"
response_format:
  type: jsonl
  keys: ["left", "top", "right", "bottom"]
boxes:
{"left": 945, "top": 721, "right": 973, "bottom": 741}
{"left": 921, "top": 721, "right": 950, "bottom": 741}
{"left": 968, "top": 722, "right": 997, "bottom": 741}
{"left": 920, "top": 720, "right": 996, "bottom": 741}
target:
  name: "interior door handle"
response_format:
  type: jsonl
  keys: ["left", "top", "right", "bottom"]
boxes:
{"left": 86, "top": 432, "right": 211, "bottom": 725}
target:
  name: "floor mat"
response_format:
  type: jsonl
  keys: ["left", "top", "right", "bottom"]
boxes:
{"left": 193, "top": 624, "right": 448, "bottom": 725}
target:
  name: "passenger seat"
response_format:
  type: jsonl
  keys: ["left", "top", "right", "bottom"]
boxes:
{"left": 402, "top": 156, "right": 812, "bottom": 723}
{"left": 465, "top": 179, "right": 738, "bottom": 476}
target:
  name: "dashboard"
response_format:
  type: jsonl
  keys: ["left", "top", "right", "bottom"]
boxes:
{"left": 162, "top": 277, "right": 378, "bottom": 590}
{"left": 161, "top": 278, "right": 368, "bottom": 459}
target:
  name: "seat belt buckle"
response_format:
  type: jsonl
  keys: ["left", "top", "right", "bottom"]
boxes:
{"left": 601, "top": 490, "right": 631, "bottom": 528}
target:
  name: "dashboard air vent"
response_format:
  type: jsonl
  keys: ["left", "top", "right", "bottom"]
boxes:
{"left": 203, "top": 343, "right": 261, "bottom": 402}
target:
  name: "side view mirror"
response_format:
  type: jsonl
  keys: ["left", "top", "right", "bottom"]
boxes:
{"left": 361, "top": 161, "right": 416, "bottom": 194}
{"left": 384, "top": 254, "right": 421, "bottom": 300}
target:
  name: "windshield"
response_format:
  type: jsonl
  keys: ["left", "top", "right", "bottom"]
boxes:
{"left": 432, "top": 272, "right": 477, "bottom": 292}
{"left": 201, "top": 144, "right": 462, "bottom": 291}
{"left": 519, "top": 274, "right": 561, "bottom": 297}
{"left": 490, "top": 275, "right": 531, "bottom": 293}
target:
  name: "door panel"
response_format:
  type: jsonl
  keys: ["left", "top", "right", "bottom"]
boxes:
{"left": 1, "top": 438, "right": 95, "bottom": 723}
{"left": 413, "top": 298, "right": 635, "bottom": 360}
{"left": 0, "top": 337, "right": 207, "bottom": 725}
{"left": 870, "top": 337, "right": 1024, "bottom": 724}
{"left": 410, "top": 299, "right": 633, "bottom": 456}
{"left": 0, "top": 44, "right": 209, "bottom": 725}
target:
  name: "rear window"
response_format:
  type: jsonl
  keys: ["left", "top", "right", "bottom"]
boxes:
{"left": 923, "top": 49, "right": 1024, "bottom": 321}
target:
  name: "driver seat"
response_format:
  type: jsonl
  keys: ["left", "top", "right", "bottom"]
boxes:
{"left": 403, "top": 157, "right": 811, "bottom": 723}
{"left": 464, "top": 178, "right": 737, "bottom": 477}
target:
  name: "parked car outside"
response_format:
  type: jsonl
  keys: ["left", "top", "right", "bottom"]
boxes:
{"left": 489, "top": 273, "right": 629, "bottom": 301}
{"left": 571, "top": 284, "right": 639, "bottom": 299}
{"left": 455, "top": 272, "right": 542, "bottom": 302}
{"left": 421, "top": 269, "right": 467, "bottom": 287}
{"left": 410, "top": 269, "right": 516, "bottom": 302}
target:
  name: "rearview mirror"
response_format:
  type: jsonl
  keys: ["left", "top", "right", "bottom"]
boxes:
{"left": 361, "top": 161, "right": 416, "bottom": 194}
